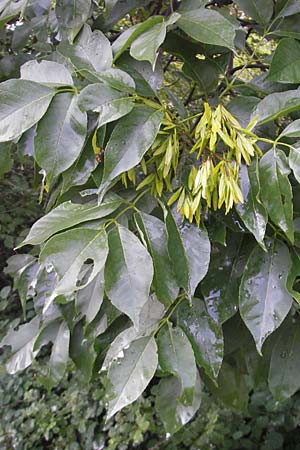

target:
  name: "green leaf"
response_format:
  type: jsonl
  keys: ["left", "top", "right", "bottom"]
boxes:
{"left": 286, "top": 248, "right": 300, "bottom": 303}
{"left": 35, "top": 92, "right": 87, "bottom": 184}
{"left": 155, "top": 373, "right": 201, "bottom": 435}
{"left": 19, "top": 193, "right": 121, "bottom": 247}
{"left": 105, "top": 224, "right": 154, "bottom": 329}
{"left": 99, "top": 105, "right": 163, "bottom": 195}
{"left": 56, "top": 0, "right": 91, "bottom": 42}
{"left": 69, "top": 319, "right": 97, "bottom": 379}
{"left": 268, "top": 38, "right": 300, "bottom": 83}
{"left": 76, "top": 269, "right": 105, "bottom": 324}
{"left": 289, "top": 142, "right": 300, "bottom": 183}
{"left": 157, "top": 323, "right": 197, "bottom": 405}
{"left": 130, "top": 21, "right": 167, "bottom": 69}
{"left": 112, "top": 16, "right": 164, "bottom": 62}
{"left": 1, "top": 316, "right": 41, "bottom": 373}
{"left": 235, "top": 0, "right": 273, "bottom": 25}
{"left": 46, "top": 321, "right": 70, "bottom": 388}
{"left": 104, "top": 0, "right": 151, "bottom": 28}
{"left": 206, "top": 361, "right": 249, "bottom": 413}
{"left": 236, "top": 159, "right": 267, "bottom": 248}
{"left": 239, "top": 240, "right": 293, "bottom": 353}
{"left": 20, "top": 60, "right": 73, "bottom": 87}
{"left": 134, "top": 212, "right": 179, "bottom": 306}
{"left": 201, "top": 235, "right": 250, "bottom": 324}
{"left": 0, "top": 79, "right": 54, "bottom": 142}
{"left": 78, "top": 83, "right": 134, "bottom": 127}
{"left": 177, "top": 298, "right": 224, "bottom": 381}
{"left": 279, "top": 119, "right": 300, "bottom": 138}
{"left": 58, "top": 24, "right": 112, "bottom": 75}
{"left": 260, "top": 149, "right": 294, "bottom": 243}
{"left": 40, "top": 227, "right": 109, "bottom": 310}
{"left": 106, "top": 335, "right": 158, "bottom": 418}
{"left": 268, "top": 316, "right": 300, "bottom": 401}
{"left": 253, "top": 89, "right": 300, "bottom": 125}
{"left": 165, "top": 210, "right": 210, "bottom": 298}
{"left": 177, "top": 8, "right": 237, "bottom": 51}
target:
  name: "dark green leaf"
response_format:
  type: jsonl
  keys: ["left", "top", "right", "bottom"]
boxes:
{"left": 177, "top": 8, "right": 237, "bottom": 51}
{"left": 35, "top": 93, "right": 87, "bottom": 184}
{"left": 157, "top": 324, "right": 197, "bottom": 405}
{"left": 58, "top": 25, "right": 112, "bottom": 75}
{"left": 235, "top": 0, "right": 273, "bottom": 25}
{"left": 135, "top": 212, "right": 179, "bottom": 306}
{"left": 56, "top": 0, "right": 91, "bottom": 42}
{"left": 40, "top": 227, "right": 109, "bottom": 310}
{"left": 130, "top": 21, "right": 167, "bottom": 69}
{"left": 0, "top": 79, "right": 54, "bottom": 142}
{"left": 253, "top": 89, "right": 300, "bottom": 125}
{"left": 99, "top": 105, "right": 163, "bottom": 195}
{"left": 239, "top": 240, "right": 293, "bottom": 353}
{"left": 106, "top": 335, "right": 158, "bottom": 418}
{"left": 1, "top": 316, "right": 41, "bottom": 373}
{"left": 19, "top": 193, "right": 121, "bottom": 247}
{"left": 236, "top": 158, "right": 267, "bottom": 248}
{"left": 177, "top": 298, "right": 224, "bottom": 381}
{"left": 78, "top": 83, "right": 134, "bottom": 127}
{"left": 268, "top": 316, "right": 300, "bottom": 401}
{"left": 260, "top": 149, "right": 294, "bottom": 243}
{"left": 155, "top": 373, "right": 201, "bottom": 435}
{"left": 20, "top": 60, "right": 73, "bottom": 86}
{"left": 268, "top": 38, "right": 300, "bottom": 84}
{"left": 165, "top": 210, "right": 210, "bottom": 298}
{"left": 105, "top": 224, "right": 154, "bottom": 329}
{"left": 76, "top": 269, "right": 105, "bottom": 324}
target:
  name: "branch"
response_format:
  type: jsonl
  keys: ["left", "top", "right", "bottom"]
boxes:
{"left": 227, "top": 62, "right": 269, "bottom": 76}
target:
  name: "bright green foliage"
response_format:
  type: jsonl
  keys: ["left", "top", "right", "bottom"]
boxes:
{"left": 1, "top": 0, "right": 300, "bottom": 438}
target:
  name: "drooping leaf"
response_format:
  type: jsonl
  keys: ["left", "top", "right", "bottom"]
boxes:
{"left": 201, "top": 235, "right": 250, "bottom": 324}
{"left": 253, "top": 89, "right": 300, "bottom": 125}
{"left": 236, "top": 158, "right": 267, "bottom": 248}
{"left": 0, "top": 79, "right": 54, "bottom": 142}
{"left": 46, "top": 321, "right": 70, "bottom": 388}
{"left": 235, "top": 0, "right": 273, "bottom": 25}
{"left": 0, "top": 142, "right": 13, "bottom": 177}
{"left": 268, "top": 38, "right": 300, "bottom": 83}
{"left": 130, "top": 21, "right": 167, "bottom": 69}
{"left": 268, "top": 316, "right": 300, "bottom": 401}
{"left": 177, "top": 298, "right": 224, "bottom": 381}
{"left": 157, "top": 324, "right": 197, "bottom": 405}
{"left": 177, "top": 8, "right": 237, "bottom": 51}
{"left": 40, "top": 227, "right": 109, "bottom": 310}
{"left": 105, "top": 224, "right": 154, "bottom": 329}
{"left": 56, "top": 0, "right": 91, "bottom": 42}
{"left": 134, "top": 212, "right": 179, "bottom": 306}
{"left": 103, "top": 0, "right": 151, "bottom": 28}
{"left": 58, "top": 24, "right": 113, "bottom": 75}
{"left": 112, "top": 16, "right": 164, "bottom": 61}
{"left": 78, "top": 83, "right": 134, "bottom": 127}
{"left": 69, "top": 319, "right": 97, "bottom": 379}
{"left": 1, "top": 316, "right": 41, "bottom": 373}
{"left": 106, "top": 335, "right": 158, "bottom": 418}
{"left": 165, "top": 210, "right": 210, "bottom": 298}
{"left": 35, "top": 92, "right": 87, "bottom": 184}
{"left": 76, "top": 269, "right": 105, "bottom": 324}
{"left": 206, "top": 361, "right": 249, "bottom": 414}
{"left": 289, "top": 142, "right": 300, "bottom": 183}
{"left": 286, "top": 248, "right": 300, "bottom": 303}
{"left": 20, "top": 60, "right": 73, "bottom": 86}
{"left": 259, "top": 149, "right": 294, "bottom": 243}
{"left": 99, "top": 105, "right": 163, "bottom": 195}
{"left": 155, "top": 373, "right": 201, "bottom": 435}
{"left": 19, "top": 193, "right": 121, "bottom": 247}
{"left": 239, "top": 240, "right": 293, "bottom": 353}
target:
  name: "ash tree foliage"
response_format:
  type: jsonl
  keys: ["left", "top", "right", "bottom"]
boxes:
{"left": 2, "top": 0, "right": 300, "bottom": 434}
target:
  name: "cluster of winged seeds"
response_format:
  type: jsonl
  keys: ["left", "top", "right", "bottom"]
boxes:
{"left": 122, "top": 103, "right": 260, "bottom": 224}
